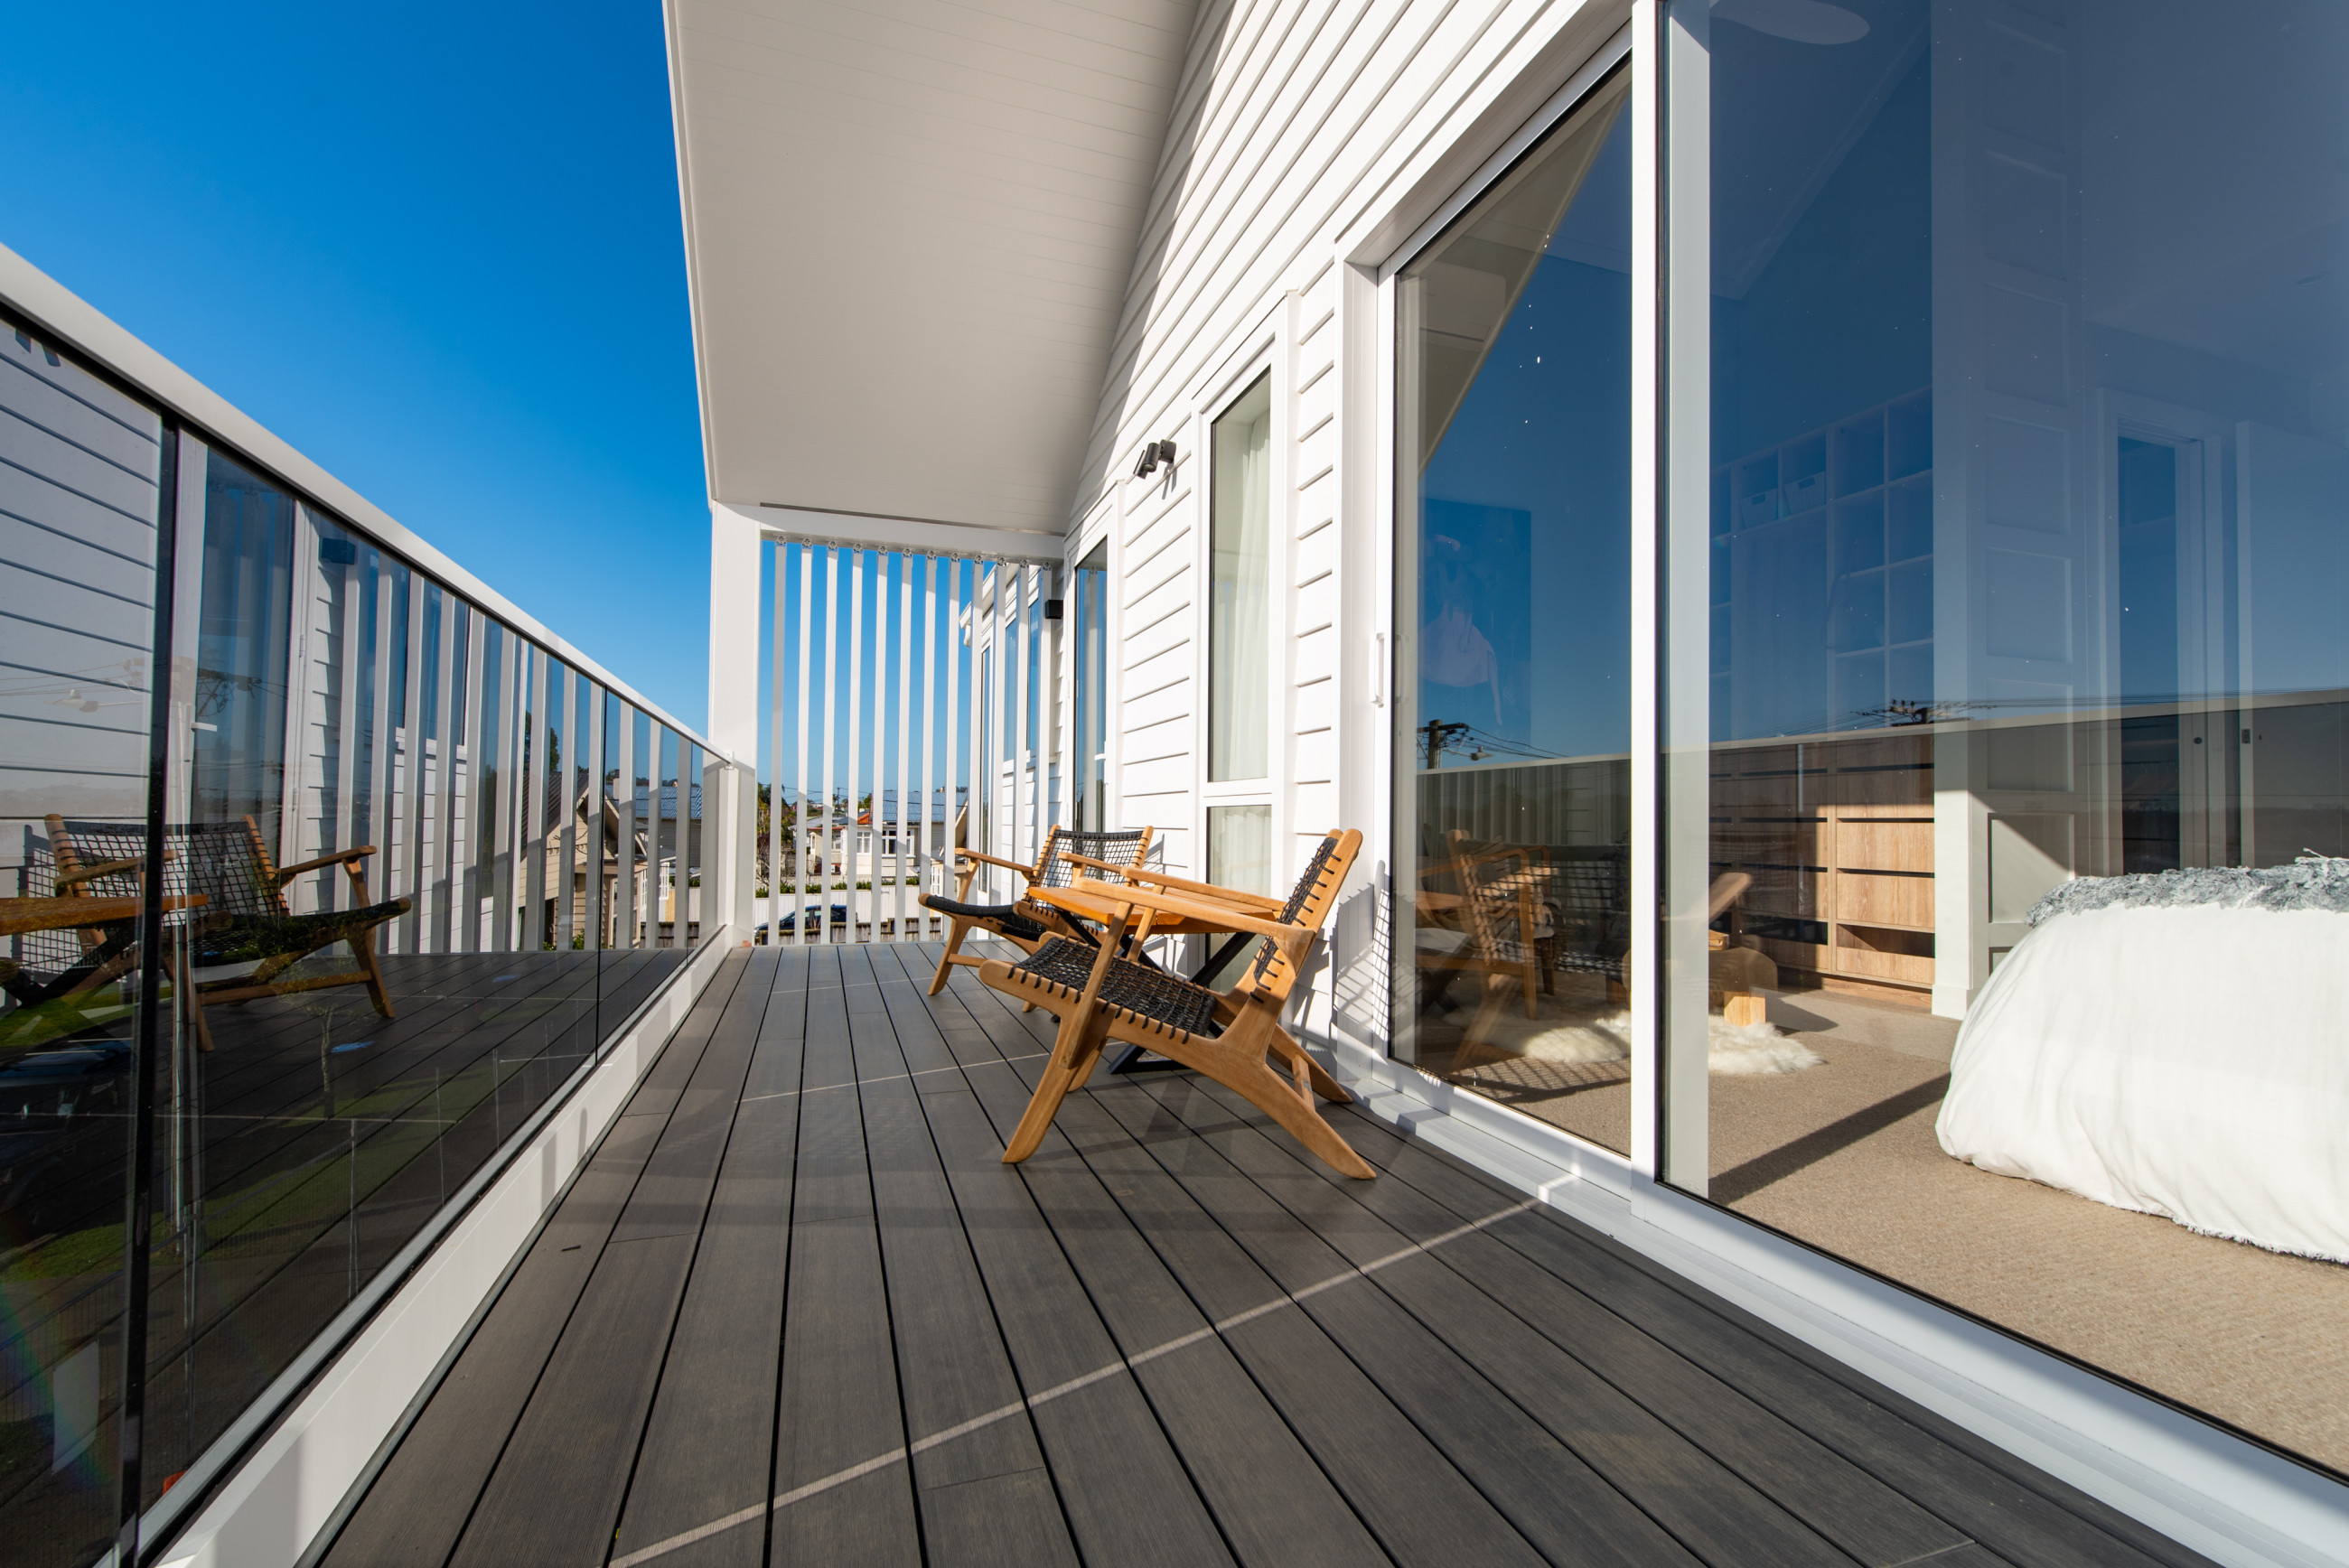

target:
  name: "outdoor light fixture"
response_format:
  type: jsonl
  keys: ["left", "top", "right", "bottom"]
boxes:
{"left": 1131, "top": 437, "right": 1177, "bottom": 478}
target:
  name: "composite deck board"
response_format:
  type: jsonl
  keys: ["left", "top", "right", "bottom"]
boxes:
{"left": 319, "top": 941, "right": 2212, "bottom": 1568}
{"left": 321, "top": 952, "right": 746, "bottom": 1568}
{"left": 925, "top": 963, "right": 1539, "bottom": 1568}
{"left": 1165, "top": 1076, "right": 1968, "bottom": 1568}
{"left": 899, "top": 995, "right": 1237, "bottom": 1567}
{"left": 1115, "top": 1074, "right": 1839, "bottom": 1568}
{"left": 844, "top": 949, "right": 1079, "bottom": 1568}
{"left": 1007, "top": 1086, "right": 1547, "bottom": 1567}
{"left": 610, "top": 947, "right": 806, "bottom": 1568}
{"left": 768, "top": 948, "right": 925, "bottom": 1566}
{"left": 448, "top": 951, "right": 758, "bottom": 1563}
{"left": 1319, "top": 1102, "right": 2193, "bottom": 1568}
{"left": 875, "top": 946, "right": 1394, "bottom": 1568}
{"left": 322, "top": 1108, "right": 670, "bottom": 1567}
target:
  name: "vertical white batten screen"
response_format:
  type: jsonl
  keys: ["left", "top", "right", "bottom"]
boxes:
{"left": 760, "top": 540, "right": 1062, "bottom": 943}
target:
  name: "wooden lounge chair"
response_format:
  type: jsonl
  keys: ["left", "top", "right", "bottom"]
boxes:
{"left": 919, "top": 826, "right": 1153, "bottom": 994}
{"left": 980, "top": 827, "right": 1371, "bottom": 1180}
{"left": 49, "top": 815, "right": 410, "bottom": 1052}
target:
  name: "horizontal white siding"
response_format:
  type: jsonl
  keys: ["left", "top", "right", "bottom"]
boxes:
{"left": 1091, "top": 0, "right": 1617, "bottom": 892}
{"left": 0, "top": 326, "right": 162, "bottom": 901}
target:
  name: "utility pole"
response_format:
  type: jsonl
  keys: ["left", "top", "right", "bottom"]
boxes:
{"left": 1420, "top": 719, "right": 1471, "bottom": 769}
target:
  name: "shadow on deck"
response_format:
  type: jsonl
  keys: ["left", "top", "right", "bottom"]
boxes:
{"left": 314, "top": 943, "right": 2210, "bottom": 1568}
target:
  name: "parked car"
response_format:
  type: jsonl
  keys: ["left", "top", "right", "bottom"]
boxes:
{"left": 758, "top": 904, "right": 855, "bottom": 935}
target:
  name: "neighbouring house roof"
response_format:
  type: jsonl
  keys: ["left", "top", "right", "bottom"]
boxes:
{"left": 665, "top": 0, "right": 1197, "bottom": 553}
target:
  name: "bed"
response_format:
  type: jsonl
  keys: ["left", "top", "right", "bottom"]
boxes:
{"left": 1936, "top": 857, "right": 2349, "bottom": 1263}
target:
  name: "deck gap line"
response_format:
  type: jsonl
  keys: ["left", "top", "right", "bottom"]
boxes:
{"left": 607, "top": 1193, "right": 1536, "bottom": 1568}
{"left": 739, "top": 1050, "right": 1047, "bottom": 1102}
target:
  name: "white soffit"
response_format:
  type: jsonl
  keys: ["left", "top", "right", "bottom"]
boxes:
{"left": 667, "top": 0, "right": 1197, "bottom": 546}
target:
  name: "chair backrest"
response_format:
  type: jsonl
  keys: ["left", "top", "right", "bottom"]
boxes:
{"left": 53, "top": 816, "right": 288, "bottom": 923}
{"left": 1454, "top": 842, "right": 1539, "bottom": 958}
{"left": 1034, "top": 826, "right": 1153, "bottom": 891}
{"left": 1240, "top": 828, "right": 1362, "bottom": 1003}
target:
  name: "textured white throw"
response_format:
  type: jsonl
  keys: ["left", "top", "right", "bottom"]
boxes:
{"left": 1469, "top": 999, "right": 1824, "bottom": 1075}
{"left": 1938, "top": 902, "right": 2349, "bottom": 1263}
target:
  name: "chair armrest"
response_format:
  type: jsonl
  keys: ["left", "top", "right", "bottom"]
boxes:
{"left": 275, "top": 845, "right": 379, "bottom": 883}
{"left": 950, "top": 848, "right": 1034, "bottom": 874}
{"left": 1057, "top": 853, "right": 1287, "bottom": 911}
{"left": 56, "top": 857, "right": 145, "bottom": 888}
{"left": 1076, "top": 882, "right": 1311, "bottom": 948}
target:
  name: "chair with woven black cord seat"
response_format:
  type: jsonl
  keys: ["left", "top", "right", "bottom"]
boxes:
{"left": 49, "top": 815, "right": 411, "bottom": 1053}
{"left": 980, "top": 827, "right": 1372, "bottom": 1180}
{"left": 919, "top": 826, "right": 1153, "bottom": 995}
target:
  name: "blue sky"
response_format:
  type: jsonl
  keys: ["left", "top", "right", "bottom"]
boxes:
{"left": 3, "top": 1, "right": 711, "bottom": 729}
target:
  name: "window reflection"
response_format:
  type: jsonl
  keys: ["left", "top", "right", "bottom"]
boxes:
{"left": 1682, "top": 0, "right": 2349, "bottom": 1471}
{"left": 1210, "top": 375, "right": 1273, "bottom": 782}
{"left": 1394, "top": 68, "right": 1636, "bottom": 1152}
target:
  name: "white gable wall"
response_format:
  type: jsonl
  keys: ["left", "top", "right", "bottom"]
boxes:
{"left": 1078, "top": 0, "right": 1631, "bottom": 939}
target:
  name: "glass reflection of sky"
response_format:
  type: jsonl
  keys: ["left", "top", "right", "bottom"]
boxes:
{"left": 1418, "top": 107, "right": 1633, "bottom": 765}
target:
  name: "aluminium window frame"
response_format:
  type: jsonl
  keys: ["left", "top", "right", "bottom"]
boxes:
{"left": 1368, "top": 12, "right": 1663, "bottom": 1180}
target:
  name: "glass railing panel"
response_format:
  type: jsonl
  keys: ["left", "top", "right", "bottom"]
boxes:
{"left": 0, "top": 322, "right": 166, "bottom": 1566}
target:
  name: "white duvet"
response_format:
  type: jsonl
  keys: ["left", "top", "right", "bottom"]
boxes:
{"left": 1937, "top": 902, "right": 2349, "bottom": 1263}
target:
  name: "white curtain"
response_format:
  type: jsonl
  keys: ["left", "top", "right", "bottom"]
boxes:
{"left": 1211, "top": 381, "right": 1272, "bottom": 780}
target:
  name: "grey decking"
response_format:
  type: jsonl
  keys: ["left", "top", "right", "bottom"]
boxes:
{"left": 315, "top": 943, "right": 2213, "bottom": 1568}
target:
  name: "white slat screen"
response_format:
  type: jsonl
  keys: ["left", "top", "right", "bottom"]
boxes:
{"left": 762, "top": 541, "right": 1062, "bottom": 944}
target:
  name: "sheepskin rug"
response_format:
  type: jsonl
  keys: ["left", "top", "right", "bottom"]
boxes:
{"left": 1462, "top": 994, "right": 1823, "bottom": 1076}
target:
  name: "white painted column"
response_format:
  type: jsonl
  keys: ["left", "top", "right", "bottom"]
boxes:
{"left": 896, "top": 553, "right": 912, "bottom": 940}
{"left": 797, "top": 545, "right": 813, "bottom": 942}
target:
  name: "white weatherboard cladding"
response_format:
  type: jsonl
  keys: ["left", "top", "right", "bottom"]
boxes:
{"left": 1089, "top": 0, "right": 1628, "bottom": 891}
{"left": 0, "top": 325, "right": 162, "bottom": 891}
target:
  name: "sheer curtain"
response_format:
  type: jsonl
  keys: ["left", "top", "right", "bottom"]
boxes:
{"left": 1211, "top": 375, "right": 1272, "bottom": 780}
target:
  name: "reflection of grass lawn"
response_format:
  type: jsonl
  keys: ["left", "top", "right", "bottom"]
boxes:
{"left": 2, "top": 1218, "right": 139, "bottom": 1282}
{"left": 2, "top": 1047, "right": 582, "bottom": 1284}
{"left": 0, "top": 996, "right": 134, "bottom": 1055}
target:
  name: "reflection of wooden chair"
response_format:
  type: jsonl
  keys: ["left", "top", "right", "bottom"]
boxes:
{"left": 919, "top": 826, "right": 1154, "bottom": 995}
{"left": 982, "top": 829, "right": 1371, "bottom": 1179}
{"left": 1416, "top": 834, "right": 1548, "bottom": 1021}
{"left": 50, "top": 816, "right": 409, "bottom": 1052}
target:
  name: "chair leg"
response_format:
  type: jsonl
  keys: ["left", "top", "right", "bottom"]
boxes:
{"left": 1266, "top": 1028, "right": 1352, "bottom": 1105}
{"left": 177, "top": 956, "right": 215, "bottom": 1054}
{"left": 929, "top": 919, "right": 969, "bottom": 995}
{"left": 1002, "top": 1008, "right": 1106, "bottom": 1164}
{"left": 1220, "top": 1055, "right": 1375, "bottom": 1179}
{"left": 355, "top": 934, "right": 398, "bottom": 1022}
